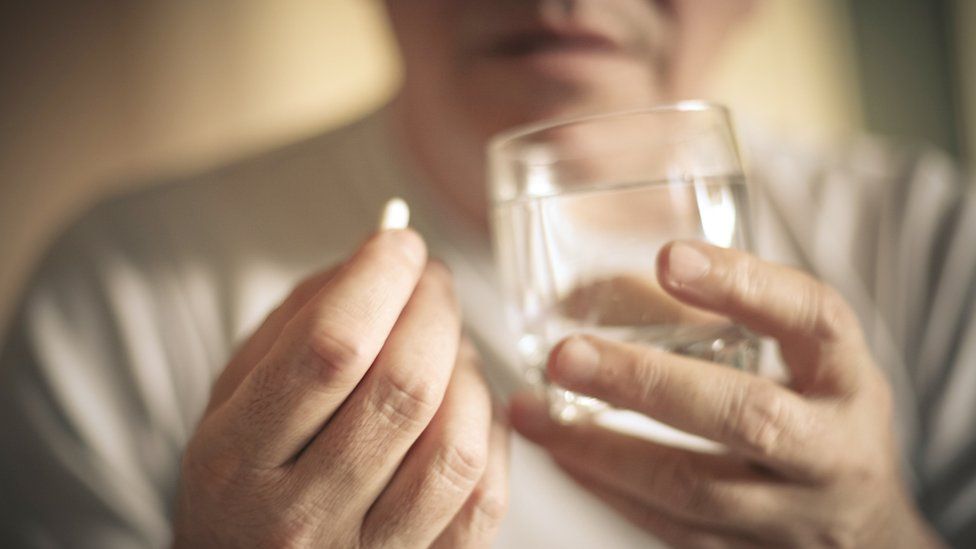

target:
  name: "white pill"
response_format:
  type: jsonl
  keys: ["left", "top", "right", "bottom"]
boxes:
{"left": 378, "top": 197, "right": 410, "bottom": 231}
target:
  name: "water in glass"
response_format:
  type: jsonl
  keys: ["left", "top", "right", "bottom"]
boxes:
{"left": 492, "top": 173, "right": 758, "bottom": 422}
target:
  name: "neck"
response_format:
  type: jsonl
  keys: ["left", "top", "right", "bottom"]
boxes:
{"left": 388, "top": 93, "right": 490, "bottom": 235}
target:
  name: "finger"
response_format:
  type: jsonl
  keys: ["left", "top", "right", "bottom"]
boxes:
{"left": 207, "top": 266, "right": 340, "bottom": 414}
{"left": 294, "top": 262, "right": 461, "bottom": 514}
{"left": 432, "top": 415, "right": 510, "bottom": 549}
{"left": 657, "top": 241, "right": 869, "bottom": 392}
{"left": 544, "top": 336, "right": 831, "bottom": 478}
{"left": 204, "top": 228, "right": 427, "bottom": 467}
{"left": 361, "top": 345, "right": 493, "bottom": 548}
{"left": 564, "top": 467, "right": 767, "bottom": 549}
{"left": 510, "top": 392, "right": 783, "bottom": 531}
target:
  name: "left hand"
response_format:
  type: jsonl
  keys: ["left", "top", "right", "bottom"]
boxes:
{"left": 510, "top": 241, "right": 944, "bottom": 548}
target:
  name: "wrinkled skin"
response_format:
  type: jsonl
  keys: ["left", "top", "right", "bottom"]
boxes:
{"left": 510, "top": 241, "right": 944, "bottom": 548}
{"left": 173, "top": 231, "right": 508, "bottom": 548}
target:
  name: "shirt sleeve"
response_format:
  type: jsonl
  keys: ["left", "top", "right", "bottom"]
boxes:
{"left": 902, "top": 157, "right": 976, "bottom": 547}
{"left": 829, "top": 143, "right": 976, "bottom": 545}
{"left": 752, "top": 137, "right": 976, "bottom": 545}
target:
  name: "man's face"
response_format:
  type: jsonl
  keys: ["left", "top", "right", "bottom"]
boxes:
{"left": 386, "top": 0, "right": 753, "bottom": 139}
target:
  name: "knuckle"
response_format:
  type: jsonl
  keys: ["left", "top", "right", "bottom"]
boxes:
{"left": 305, "top": 328, "right": 368, "bottom": 382}
{"left": 182, "top": 440, "right": 255, "bottom": 505}
{"left": 732, "top": 255, "right": 769, "bottom": 303}
{"left": 810, "top": 284, "right": 856, "bottom": 342}
{"left": 373, "top": 370, "right": 441, "bottom": 430}
{"left": 433, "top": 437, "right": 488, "bottom": 494}
{"left": 264, "top": 511, "right": 320, "bottom": 549}
{"left": 727, "top": 253, "right": 768, "bottom": 308}
{"left": 725, "top": 382, "right": 792, "bottom": 458}
{"left": 631, "top": 347, "right": 669, "bottom": 402}
{"left": 467, "top": 482, "right": 509, "bottom": 531}
{"left": 271, "top": 487, "right": 357, "bottom": 549}
{"left": 183, "top": 436, "right": 227, "bottom": 482}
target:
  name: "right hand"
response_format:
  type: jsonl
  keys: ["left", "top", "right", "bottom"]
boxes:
{"left": 173, "top": 229, "right": 509, "bottom": 548}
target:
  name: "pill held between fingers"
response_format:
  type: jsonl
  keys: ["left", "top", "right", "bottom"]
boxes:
{"left": 378, "top": 197, "right": 411, "bottom": 231}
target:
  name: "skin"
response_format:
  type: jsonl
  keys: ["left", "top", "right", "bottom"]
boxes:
{"left": 173, "top": 230, "right": 508, "bottom": 547}
{"left": 509, "top": 242, "right": 944, "bottom": 547}
{"left": 174, "top": 0, "right": 945, "bottom": 546}
{"left": 385, "top": 0, "right": 945, "bottom": 546}
{"left": 386, "top": 0, "right": 755, "bottom": 227}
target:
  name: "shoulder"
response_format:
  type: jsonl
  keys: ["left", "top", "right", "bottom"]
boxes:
{"left": 31, "top": 112, "right": 381, "bottom": 281}
{"left": 748, "top": 130, "right": 966, "bottom": 204}
{"left": 6, "top": 111, "right": 387, "bottom": 346}
{"left": 79, "top": 111, "right": 381, "bottom": 256}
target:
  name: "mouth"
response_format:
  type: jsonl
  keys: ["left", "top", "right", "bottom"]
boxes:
{"left": 484, "top": 28, "right": 624, "bottom": 59}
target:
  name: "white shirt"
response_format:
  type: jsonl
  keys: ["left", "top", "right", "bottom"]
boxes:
{"left": 2, "top": 108, "right": 974, "bottom": 547}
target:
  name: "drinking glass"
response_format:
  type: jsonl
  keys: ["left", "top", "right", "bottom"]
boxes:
{"left": 488, "top": 101, "right": 759, "bottom": 431}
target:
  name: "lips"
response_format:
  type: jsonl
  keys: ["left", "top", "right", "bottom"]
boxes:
{"left": 485, "top": 28, "right": 623, "bottom": 58}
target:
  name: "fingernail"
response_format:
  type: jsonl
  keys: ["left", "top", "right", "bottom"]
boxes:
{"left": 667, "top": 242, "right": 711, "bottom": 285}
{"left": 509, "top": 391, "right": 550, "bottom": 438}
{"left": 551, "top": 336, "right": 600, "bottom": 388}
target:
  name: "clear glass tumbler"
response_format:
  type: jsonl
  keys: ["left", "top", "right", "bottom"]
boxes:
{"left": 488, "top": 102, "right": 759, "bottom": 429}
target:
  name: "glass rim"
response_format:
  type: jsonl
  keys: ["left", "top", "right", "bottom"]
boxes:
{"left": 488, "top": 99, "right": 731, "bottom": 155}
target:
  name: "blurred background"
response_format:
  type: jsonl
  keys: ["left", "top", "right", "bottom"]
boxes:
{"left": 1, "top": 0, "right": 974, "bottom": 331}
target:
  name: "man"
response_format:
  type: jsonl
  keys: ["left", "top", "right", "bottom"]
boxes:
{"left": 2, "top": 0, "right": 973, "bottom": 546}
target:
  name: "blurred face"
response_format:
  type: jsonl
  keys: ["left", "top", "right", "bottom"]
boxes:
{"left": 386, "top": 0, "right": 754, "bottom": 140}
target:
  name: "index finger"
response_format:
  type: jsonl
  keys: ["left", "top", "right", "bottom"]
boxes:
{"left": 204, "top": 228, "right": 427, "bottom": 468}
{"left": 657, "top": 241, "right": 870, "bottom": 393}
